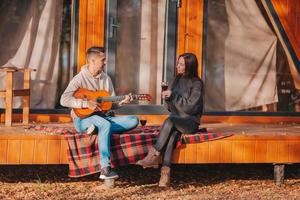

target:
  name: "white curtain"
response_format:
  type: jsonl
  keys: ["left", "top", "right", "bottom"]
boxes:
{"left": 224, "top": 0, "right": 278, "bottom": 111}
{"left": 0, "top": 0, "right": 62, "bottom": 108}
{"left": 205, "top": 0, "right": 278, "bottom": 111}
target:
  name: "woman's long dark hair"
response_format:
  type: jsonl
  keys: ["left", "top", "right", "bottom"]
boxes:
{"left": 178, "top": 53, "right": 199, "bottom": 78}
{"left": 177, "top": 53, "right": 199, "bottom": 78}
{"left": 171, "top": 53, "right": 201, "bottom": 90}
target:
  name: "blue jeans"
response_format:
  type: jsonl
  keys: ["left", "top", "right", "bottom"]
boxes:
{"left": 73, "top": 115, "right": 138, "bottom": 168}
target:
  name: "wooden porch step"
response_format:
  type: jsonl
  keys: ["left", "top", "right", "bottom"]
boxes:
{"left": 0, "top": 133, "right": 299, "bottom": 165}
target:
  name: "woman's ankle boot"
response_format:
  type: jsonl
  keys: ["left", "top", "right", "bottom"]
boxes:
{"left": 136, "top": 147, "right": 160, "bottom": 168}
{"left": 158, "top": 166, "right": 171, "bottom": 187}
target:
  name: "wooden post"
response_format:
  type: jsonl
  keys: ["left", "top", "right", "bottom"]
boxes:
{"left": 5, "top": 71, "right": 13, "bottom": 126}
{"left": 103, "top": 179, "right": 115, "bottom": 189}
{"left": 23, "top": 69, "right": 30, "bottom": 125}
{"left": 274, "top": 164, "right": 285, "bottom": 186}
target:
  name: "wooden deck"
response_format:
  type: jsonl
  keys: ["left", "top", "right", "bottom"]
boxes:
{"left": 0, "top": 122, "right": 299, "bottom": 165}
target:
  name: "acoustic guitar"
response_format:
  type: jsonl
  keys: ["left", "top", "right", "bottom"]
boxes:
{"left": 73, "top": 88, "right": 151, "bottom": 118}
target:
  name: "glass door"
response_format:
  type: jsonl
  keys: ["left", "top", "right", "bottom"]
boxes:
{"left": 105, "top": 0, "right": 178, "bottom": 105}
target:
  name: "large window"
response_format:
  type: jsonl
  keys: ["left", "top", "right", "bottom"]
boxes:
{"left": 0, "top": 0, "right": 72, "bottom": 109}
{"left": 204, "top": 0, "right": 300, "bottom": 113}
{"left": 106, "top": 0, "right": 177, "bottom": 107}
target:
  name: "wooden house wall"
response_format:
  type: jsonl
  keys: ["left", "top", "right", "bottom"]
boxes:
{"left": 271, "top": 0, "right": 300, "bottom": 61}
{"left": 76, "top": 0, "right": 204, "bottom": 74}
{"left": 177, "top": 0, "right": 204, "bottom": 77}
{"left": 72, "top": 0, "right": 300, "bottom": 117}
{"left": 77, "top": 0, "right": 105, "bottom": 70}
{"left": 76, "top": 0, "right": 299, "bottom": 77}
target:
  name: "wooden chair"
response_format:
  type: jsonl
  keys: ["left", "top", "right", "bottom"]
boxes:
{"left": 0, "top": 67, "right": 35, "bottom": 126}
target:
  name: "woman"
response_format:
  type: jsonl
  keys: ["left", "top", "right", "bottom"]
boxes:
{"left": 136, "top": 53, "right": 204, "bottom": 187}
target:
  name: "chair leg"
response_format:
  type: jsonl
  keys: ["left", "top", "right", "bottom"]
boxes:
{"left": 23, "top": 96, "right": 29, "bottom": 125}
{"left": 5, "top": 71, "right": 13, "bottom": 126}
{"left": 23, "top": 69, "right": 30, "bottom": 125}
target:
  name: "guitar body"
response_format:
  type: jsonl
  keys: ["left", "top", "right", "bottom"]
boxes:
{"left": 73, "top": 88, "right": 151, "bottom": 119}
{"left": 73, "top": 88, "right": 112, "bottom": 118}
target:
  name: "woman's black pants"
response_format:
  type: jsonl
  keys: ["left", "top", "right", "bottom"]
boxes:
{"left": 153, "top": 116, "right": 199, "bottom": 167}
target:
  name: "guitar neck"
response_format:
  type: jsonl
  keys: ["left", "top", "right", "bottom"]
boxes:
{"left": 97, "top": 95, "right": 138, "bottom": 102}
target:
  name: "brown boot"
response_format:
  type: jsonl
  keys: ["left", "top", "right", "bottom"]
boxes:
{"left": 158, "top": 166, "right": 171, "bottom": 187}
{"left": 136, "top": 147, "right": 160, "bottom": 168}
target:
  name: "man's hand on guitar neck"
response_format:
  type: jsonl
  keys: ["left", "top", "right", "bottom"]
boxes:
{"left": 118, "top": 94, "right": 133, "bottom": 106}
{"left": 86, "top": 100, "right": 102, "bottom": 111}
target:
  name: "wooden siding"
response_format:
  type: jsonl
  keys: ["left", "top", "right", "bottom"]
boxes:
{"left": 177, "top": 0, "right": 204, "bottom": 77}
{"left": 173, "top": 135, "right": 300, "bottom": 163}
{"left": 0, "top": 134, "right": 68, "bottom": 165}
{"left": 77, "top": 0, "right": 105, "bottom": 70}
{"left": 271, "top": 0, "right": 300, "bottom": 61}
{"left": 0, "top": 134, "right": 299, "bottom": 165}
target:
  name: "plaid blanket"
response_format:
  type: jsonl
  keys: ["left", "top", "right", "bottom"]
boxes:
{"left": 30, "top": 125, "right": 232, "bottom": 177}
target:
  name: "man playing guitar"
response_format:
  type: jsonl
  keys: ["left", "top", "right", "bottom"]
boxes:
{"left": 60, "top": 46, "right": 138, "bottom": 180}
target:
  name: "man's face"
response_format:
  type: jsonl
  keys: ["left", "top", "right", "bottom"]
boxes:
{"left": 89, "top": 53, "right": 106, "bottom": 75}
{"left": 93, "top": 53, "right": 106, "bottom": 72}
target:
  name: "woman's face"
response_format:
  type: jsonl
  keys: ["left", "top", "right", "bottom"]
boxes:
{"left": 176, "top": 57, "right": 185, "bottom": 75}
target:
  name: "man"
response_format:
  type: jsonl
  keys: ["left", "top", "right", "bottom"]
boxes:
{"left": 61, "top": 46, "right": 138, "bottom": 179}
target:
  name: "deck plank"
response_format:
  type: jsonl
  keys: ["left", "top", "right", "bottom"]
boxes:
{"left": 289, "top": 141, "right": 300, "bottom": 162}
{"left": 185, "top": 144, "right": 197, "bottom": 163}
{"left": 0, "top": 140, "right": 7, "bottom": 164}
{"left": 277, "top": 142, "right": 290, "bottom": 162}
{"left": 220, "top": 141, "right": 232, "bottom": 163}
{"left": 196, "top": 142, "right": 209, "bottom": 163}
{"left": 266, "top": 141, "right": 278, "bottom": 163}
{"left": 33, "top": 140, "right": 48, "bottom": 164}
{"left": 20, "top": 140, "right": 35, "bottom": 164}
{"left": 47, "top": 140, "right": 61, "bottom": 164}
{"left": 209, "top": 141, "right": 222, "bottom": 163}
{"left": 232, "top": 141, "right": 244, "bottom": 163}
{"left": 7, "top": 140, "right": 21, "bottom": 164}
{"left": 60, "top": 140, "right": 68, "bottom": 163}
{"left": 243, "top": 141, "right": 256, "bottom": 163}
